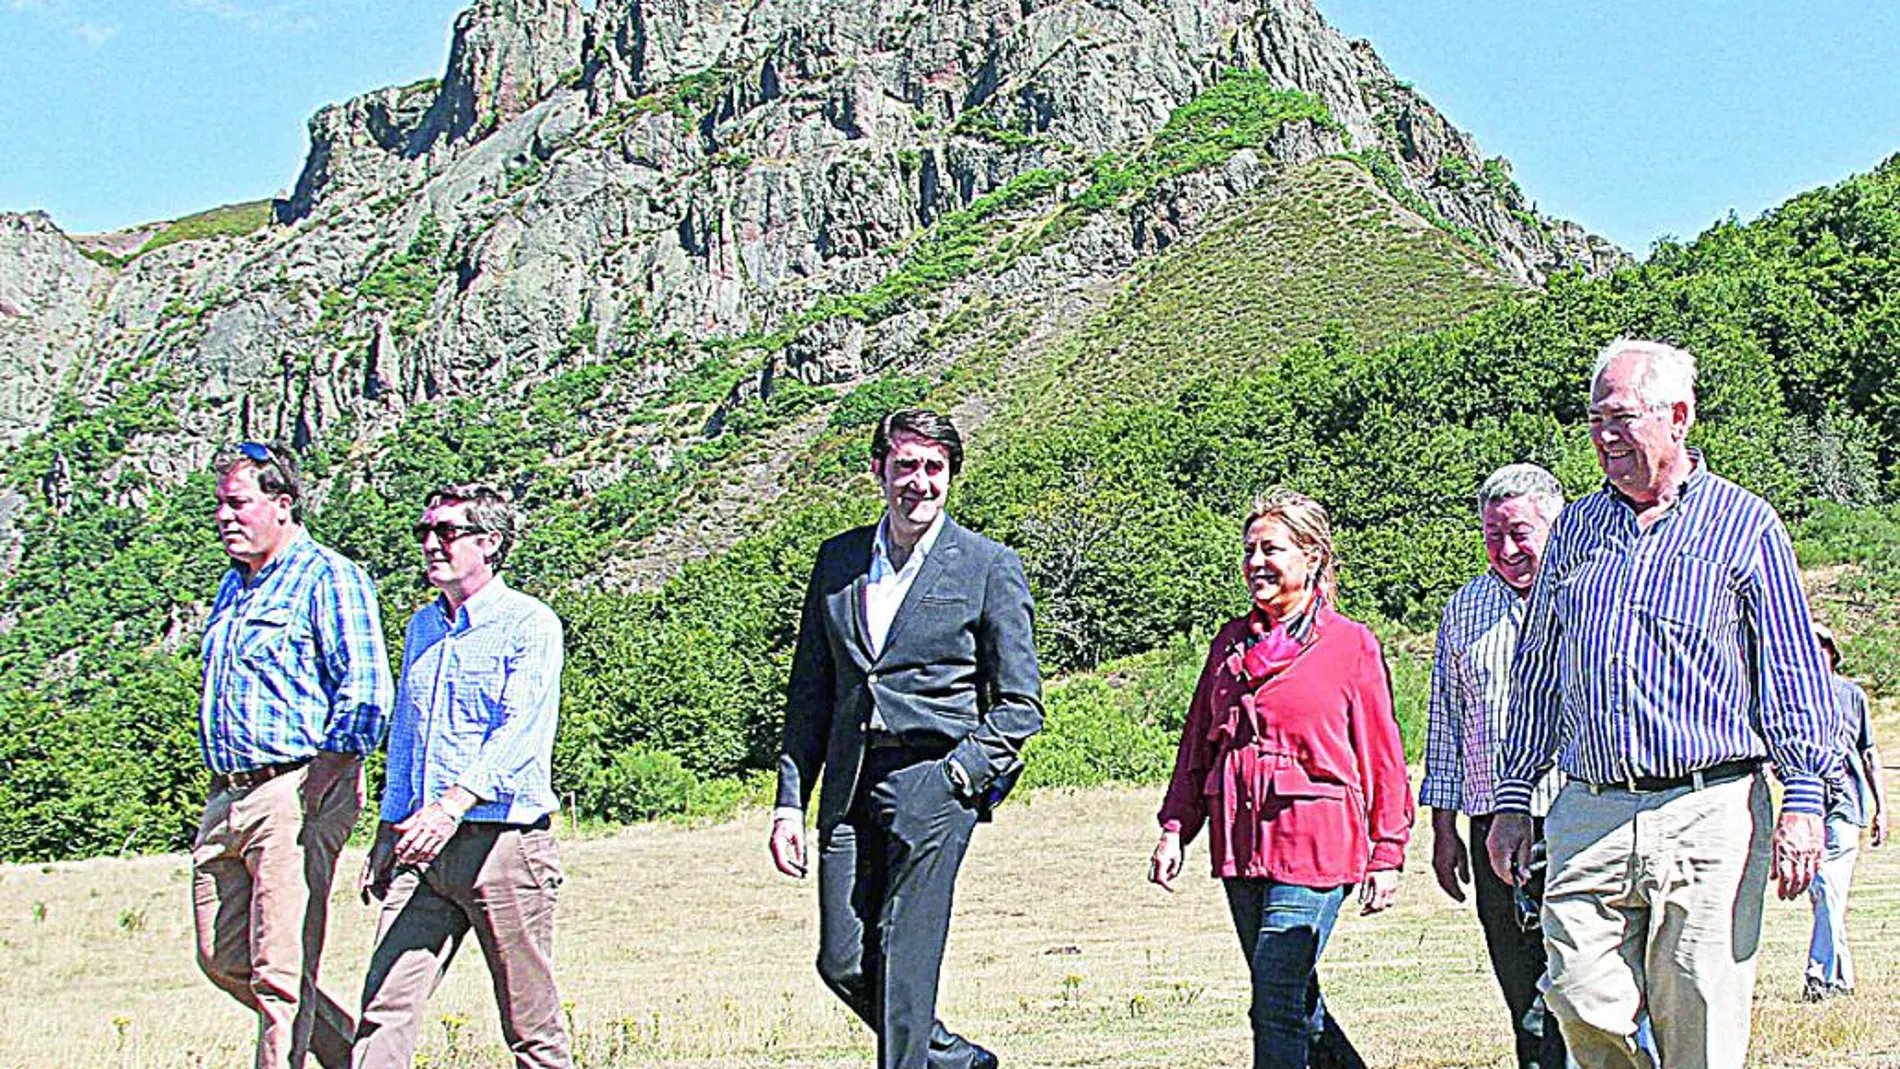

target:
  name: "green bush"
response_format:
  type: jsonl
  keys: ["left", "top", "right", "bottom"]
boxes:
{"left": 136, "top": 200, "right": 273, "bottom": 256}
{"left": 587, "top": 746, "right": 697, "bottom": 822}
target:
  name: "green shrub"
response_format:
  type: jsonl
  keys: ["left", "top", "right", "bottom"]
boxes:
{"left": 586, "top": 746, "right": 698, "bottom": 822}
{"left": 136, "top": 200, "right": 273, "bottom": 256}
{"left": 828, "top": 375, "right": 932, "bottom": 430}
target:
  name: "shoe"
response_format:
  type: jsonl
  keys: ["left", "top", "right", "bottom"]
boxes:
{"left": 1801, "top": 977, "right": 1832, "bottom": 1003}
{"left": 970, "top": 1047, "right": 999, "bottom": 1069}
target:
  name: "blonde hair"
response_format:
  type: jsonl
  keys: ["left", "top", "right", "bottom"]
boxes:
{"left": 1243, "top": 487, "right": 1338, "bottom": 602}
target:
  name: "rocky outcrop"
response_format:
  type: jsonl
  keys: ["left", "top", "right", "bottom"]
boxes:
{"left": 280, "top": 0, "right": 586, "bottom": 220}
{"left": 3, "top": 0, "right": 1625, "bottom": 568}
{"left": 0, "top": 212, "right": 108, "bottom": 446}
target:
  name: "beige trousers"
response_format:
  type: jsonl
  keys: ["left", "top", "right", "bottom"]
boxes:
{"left": 1541, "top": 772, "right": 1771, "bottom": 1069}
{"left": 352, "top": 821, "right": 572, "bottom": 1069}
{"left": 193, "top": 764, "right": 364, "bottom": 1069}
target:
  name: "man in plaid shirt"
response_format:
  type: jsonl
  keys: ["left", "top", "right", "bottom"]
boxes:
{"left": 194, "top": 441, "right": 392, "bottom": 1069}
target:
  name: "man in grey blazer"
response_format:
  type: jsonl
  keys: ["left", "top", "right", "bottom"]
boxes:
{"left": 769, "top": 408, "right": 1044, "bottom": 1069}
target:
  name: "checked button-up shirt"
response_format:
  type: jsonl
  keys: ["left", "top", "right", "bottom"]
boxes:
{"left": 1420, "top": 571, "right": 1564, "bottom": 819}
{"left": 1496, "top": 453, "right": 1838, "bottom": 817}
{"left": 382, "top": 577, "right": 564, "bottom": 826}
{"left": 198, "top": 532, "right": 393, "bottom": 774}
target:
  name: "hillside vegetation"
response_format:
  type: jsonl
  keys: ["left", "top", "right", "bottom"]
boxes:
{"left": 4, "top": 116, "right": 1900, "bottom": 861}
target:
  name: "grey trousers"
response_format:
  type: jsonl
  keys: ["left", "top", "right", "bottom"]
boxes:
{"left": 817, "top": 750, "right": 986, "bottom": 1069}
{"left": 353, "top": 821, "right": 572, "bottom": 1069}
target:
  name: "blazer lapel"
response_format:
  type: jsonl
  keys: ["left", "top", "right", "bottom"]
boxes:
{"left": 848, "top": 571, "right": 874, "bottom": 662}
{"left": 874, "top": 519, "right": 962, "bottom": 664}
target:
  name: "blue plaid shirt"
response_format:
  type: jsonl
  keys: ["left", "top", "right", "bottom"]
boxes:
{"left": 382, "top": 577, "right": 564, "bottom": 826}
{"left": 198, "top": 532, "right": 393, "bottom": 773}
{"left": 1421, "top": 571, "right": 1564, "bottom": 818}
{"left": 1497, "top": 453, "right": 1838, "bottom": 817}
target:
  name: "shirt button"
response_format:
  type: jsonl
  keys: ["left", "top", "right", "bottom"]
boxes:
{"left": 868, "top": 673, "right": 880, "bottom": 685}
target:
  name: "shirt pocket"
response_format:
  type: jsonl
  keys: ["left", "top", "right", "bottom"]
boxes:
{"left": 238, "top": 608, "right": 311, "bottom": 669}
{"left": 1645, "top": 555, "right": 1738, "bottom": 633}
{"left": 443, "top": 646, "right": 511, "bottom": 726}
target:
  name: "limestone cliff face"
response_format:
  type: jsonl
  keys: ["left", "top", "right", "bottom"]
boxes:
{"left": 0, "top": 213, "right": 108, "bottom": 444}
{"left": 0, "top": 0, "right": 1622, "bottom": 548}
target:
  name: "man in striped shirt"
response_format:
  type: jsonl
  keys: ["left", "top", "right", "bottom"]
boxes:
{"left": 354, "top": 483, "right": 573, "bottom": 1069}
{"left": 1488, "top": 339, "right": 1836, "bottom": 1069}
{"left": 1421, "top": 463, "right": 1566, "bottom": 1069}
{"left": 195, "top": 442, "right": 392, "bottom": 1069}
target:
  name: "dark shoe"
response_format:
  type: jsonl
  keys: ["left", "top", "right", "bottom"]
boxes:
{"left": 969, "top": 1047, "right": 999, "bottom": 1069}
{"left": 1802, "top": 977, "right": 1831, "bottom": 1003}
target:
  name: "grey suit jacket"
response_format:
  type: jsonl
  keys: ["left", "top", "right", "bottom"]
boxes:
{"left": 775, "top": 516, "right": 1044, "bottom": 829}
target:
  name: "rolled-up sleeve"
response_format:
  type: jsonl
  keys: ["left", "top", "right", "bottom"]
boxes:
{"left": 315, "top": 560, "right": 393, "bottom": 755}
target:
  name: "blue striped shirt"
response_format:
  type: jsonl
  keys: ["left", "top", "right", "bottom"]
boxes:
{"left": 1421, "top": 571, "right": 1564, "bottom": 817}
{"left": 198, "top": 532, "right": 393, "bottom": 773}
{"left": 382, "top": 577, "right": 564, "bottom": 825}
{"left": 1496, "top": 454, "right": 1838, "bottom": 817}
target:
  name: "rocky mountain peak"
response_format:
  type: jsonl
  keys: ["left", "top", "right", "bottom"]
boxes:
{"left": 281, "top": 0, "right": 586, "bottom": 220}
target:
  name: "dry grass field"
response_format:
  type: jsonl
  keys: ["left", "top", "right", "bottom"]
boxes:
{"left": 5, "top": 746, "right": 1900, "bottom": 1069}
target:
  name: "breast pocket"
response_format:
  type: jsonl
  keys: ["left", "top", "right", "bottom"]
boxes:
{"left": 239, "top": 610, "right": 311, "bottom": 669}
{"left": 1646, "top": 555, "right": 1738, "bottom": 633}
{"left": 443, "top": 647, "right": 511, "bottom": 725}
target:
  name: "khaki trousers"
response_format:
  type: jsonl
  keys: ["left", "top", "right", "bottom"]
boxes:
{"left": 193, "top": 764, "right": 363, "bottom": 1069}
{"left": 1541, "top": 772, "right": 1770, "bottom": 1069}
{"left": 353, "top": 821, "right": 572, "bottom": 1069}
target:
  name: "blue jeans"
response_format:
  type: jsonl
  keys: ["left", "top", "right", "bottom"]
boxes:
{"left": 1223, "top": 879, "right": 1365, "bottom": 1069}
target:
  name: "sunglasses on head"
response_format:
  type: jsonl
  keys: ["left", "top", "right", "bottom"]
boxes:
{"left": 411, "top": 521, "right": 490, "bottom": 544}
{"left": 236, "top": 441, "right": 277, "bottom": 464}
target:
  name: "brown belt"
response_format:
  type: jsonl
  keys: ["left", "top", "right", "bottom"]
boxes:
{"left": 210, "top": 758, "right": 310, "bottom": 793}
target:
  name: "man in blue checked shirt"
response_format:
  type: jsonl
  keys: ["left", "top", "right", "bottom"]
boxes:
{"left": 353, "top": 483, "right": 572, "bottom": 1069}
{"left": 194, "top": 441, "right": 391, "bottom": 1069}
{"left": 1487, "top": 339, "right": 1837, "bottom": 1069}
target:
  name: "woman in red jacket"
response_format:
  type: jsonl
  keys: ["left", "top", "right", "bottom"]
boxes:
{"left": 1149, "top": 488, "right": 1412, "bottom": 1069}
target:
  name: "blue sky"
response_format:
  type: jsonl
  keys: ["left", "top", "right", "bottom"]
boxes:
{"left": 3, "top": 1, "right": 1898, "bottom": 253}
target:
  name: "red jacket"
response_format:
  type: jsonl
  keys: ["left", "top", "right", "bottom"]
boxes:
{"left": 1158, "top": 605, "right": 1412, "bottom": 886}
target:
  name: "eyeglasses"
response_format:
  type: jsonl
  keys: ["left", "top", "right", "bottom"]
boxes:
{"left": 1586, "top": 405, "right": 1668, "bottom": 432}
{"left": 411, "top": 521, "right": 489, "bottom": 544}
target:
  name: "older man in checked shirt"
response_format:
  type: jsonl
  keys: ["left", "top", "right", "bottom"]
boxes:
{"left": 1488, "top": 339, "right": 1837, "bottom": 1069}
{"left": 1420, "top": 463, "right": 1567, "bottom": 1069}
{"left": 196, "top": 442, "right": 392, "bottom": 1069}
{"left": 353, "top": 483, "right": 572, "bottom": 1069}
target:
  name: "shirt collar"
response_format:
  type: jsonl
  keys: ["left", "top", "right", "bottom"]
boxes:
{"left": 1481, "top": 568, "right": 1529, "bottom": 605}
{"left": 236, "top": 528, "right": 311, "bottom": 587}
{"left": 437, "top": 574, "right": 510, "bottom": 628}
{"left": 1605, "top": 447, "right": 1707, "bottom": 514}
{"left": 872, "top": 512, "right": 947, "bottom": 570}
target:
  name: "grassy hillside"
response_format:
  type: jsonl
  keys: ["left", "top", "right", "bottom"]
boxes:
{"left": 1000, "top": 157, "right": 1514, "bottom": 428}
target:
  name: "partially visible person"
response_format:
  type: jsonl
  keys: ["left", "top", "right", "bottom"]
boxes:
{"left": 1489, "top": 338, "right": 1838, "bottom": 1069}
{"left": 354, "top": 484, "right": 573, "bottom": 1069}
{"left": 1805, "top": 623, "right": 1888, "bottom": 1002}
{"left": 195, "top": 441, "right": 392, "bottom": 1069}
{"left": 1419, "top": 463, "right": 1567, "bottom": 1069}
{"left": 1151, "top": 488, "right": 1411, "bottom": 1069}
